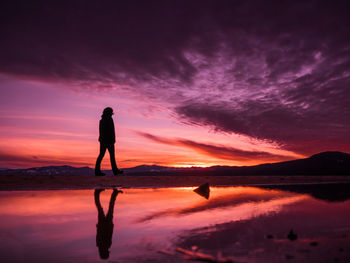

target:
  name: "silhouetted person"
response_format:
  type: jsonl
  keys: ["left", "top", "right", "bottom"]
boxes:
{"left": 94, "top": 189, "right": 122, "bottom": 259}
{"left": 95, "top": 107, "right": 123, "bottom": 176}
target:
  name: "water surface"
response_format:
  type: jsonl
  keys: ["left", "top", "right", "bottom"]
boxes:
{"left": 0, "top": 185, "right": 349, "bottom": 262}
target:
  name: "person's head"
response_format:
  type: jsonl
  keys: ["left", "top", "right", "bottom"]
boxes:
{"left": 102, "top": 107, "right": 114, "bottom": 118}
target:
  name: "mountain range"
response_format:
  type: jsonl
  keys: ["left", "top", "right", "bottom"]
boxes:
{"left": 0, "top": 151, "right": 349, "bottom": 176}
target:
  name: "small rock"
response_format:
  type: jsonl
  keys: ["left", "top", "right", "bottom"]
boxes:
{"left": 287, "top": 229, "right": 298, "bottom": 241}
{"left": 310, "top": 241, "right": 318, "bottom": 246}
{"left": 194, "top": 182, "right": 210, "bottom": 199}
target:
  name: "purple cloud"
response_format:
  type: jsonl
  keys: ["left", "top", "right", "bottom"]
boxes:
{"left": 137, "top": 132, "right": 292, "bottom": 161}
{"left": 1, "top": 0, "right": 350, "bottom": 155}
{"left": 0, "top": 152, "right": 91, "bottom": 168}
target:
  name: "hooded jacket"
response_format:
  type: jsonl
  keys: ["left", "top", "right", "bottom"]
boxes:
{"left": 98, "top": 115, "right": 115, "bottom": 145}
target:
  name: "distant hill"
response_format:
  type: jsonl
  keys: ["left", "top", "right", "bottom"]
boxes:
{"left": 228, "top": 151, "right": 350, "bottom": 175}
{"left": 0, "top": 151, "right": 349, "bottom": 176}
{"left": 124, "top": 165, "right": 179, "bottom": 173}
{"left": 0, "top": 164, "right": 180, "bottom": 176}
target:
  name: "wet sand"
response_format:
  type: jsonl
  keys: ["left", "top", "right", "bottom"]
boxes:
{"left": 1, "top": 174, "right": 350, "bottom": 190}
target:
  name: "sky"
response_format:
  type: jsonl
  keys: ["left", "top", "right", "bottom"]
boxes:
{"left": 0, "top": 0, "right": 350, "bottom": 169}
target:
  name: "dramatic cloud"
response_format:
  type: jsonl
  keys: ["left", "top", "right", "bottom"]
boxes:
{"left": 1, "top": 0, "right": 350, "bottom": 155}
{"left": 137, "top": 132, "right": 291, "bottom": 161}
{"left": 175, "top": 93, "right": 350, "bottom": 154}
{"left": 0, "top": 152, "right": 91, "bottom": 168}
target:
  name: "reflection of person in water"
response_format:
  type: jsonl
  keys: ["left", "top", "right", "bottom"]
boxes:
{"left": 94, "top": 189, "right": 122, "bottom": 259}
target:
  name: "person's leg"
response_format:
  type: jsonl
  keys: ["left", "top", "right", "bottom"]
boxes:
{"left": 107, "top": 144, "right": 119, "bottom": 175}
{"left": 94, "top": 189, "right": 105, "bottom": 218}
{"left": 95, "top": 143, "right": 107, "bottom": 175}
{"left": 106, "top": 189, "right": 119, "bottom": 221}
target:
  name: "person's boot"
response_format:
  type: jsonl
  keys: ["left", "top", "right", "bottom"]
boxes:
{"left": 113, "top": 169, "right": 123, "bottom": 176}
{"left": 95, "top": 171, "right": 106, "bottom": 176}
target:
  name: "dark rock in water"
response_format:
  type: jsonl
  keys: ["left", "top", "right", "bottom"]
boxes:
{"left": 310, "top": 241, "right": 318, "bottom": 246}
{"left": 194, "top": 182, "right": 210, "bottom": 199}
{"left": 266, "top": 234, "right": 274, "bottom": 239}
{"left": 287, "top": 229, "right": 298, "bottom": 241}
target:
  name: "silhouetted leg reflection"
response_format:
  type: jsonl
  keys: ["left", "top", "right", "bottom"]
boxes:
{"left": 94, "top": 189, "right": 122, "bottom": 260}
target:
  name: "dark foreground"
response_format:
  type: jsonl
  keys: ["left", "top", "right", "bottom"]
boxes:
{"left": 1, "top": 174, "right": 350, "bottom": 190}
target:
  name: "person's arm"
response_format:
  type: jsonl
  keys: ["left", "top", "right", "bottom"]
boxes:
{"left": 99, "top": 120, "right": 102, "bottom": 141}
{"left": 111, "top": 119, "right": 116, "bottom": 143}
{"left": 100, "top": 119, "right": 109, "bottom": 142}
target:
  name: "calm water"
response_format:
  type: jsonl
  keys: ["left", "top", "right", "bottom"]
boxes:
{"left": 0, "top": 185, "right": 349, "bottom": 263}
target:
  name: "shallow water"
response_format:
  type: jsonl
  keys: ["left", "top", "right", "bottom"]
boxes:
{"left": 0, "top": 185, "right": 349, "bottom": 263}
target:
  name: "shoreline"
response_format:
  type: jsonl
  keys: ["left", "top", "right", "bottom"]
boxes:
{"left": 1, "top": 174, "right": 350, "bottom": 191}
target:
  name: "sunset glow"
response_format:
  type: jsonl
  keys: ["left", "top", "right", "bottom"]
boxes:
{"left": 1, "top": 1, "right": 349, "bottom": 169}
{"left": 0, "top": 76, "right": 303, "bottom": 168}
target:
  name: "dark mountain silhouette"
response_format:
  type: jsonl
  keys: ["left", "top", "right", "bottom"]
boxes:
{"left": 124, "top": 165, "right": 179, "bottom": 173}
{"left": 0, "top": 151, "right": 349, "bottom": 176}
{"left": 228, "top": 151, "right": 350, "bottom": 175}
{"left": 0, "top": 164, "right": 180, "bottom": 176}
